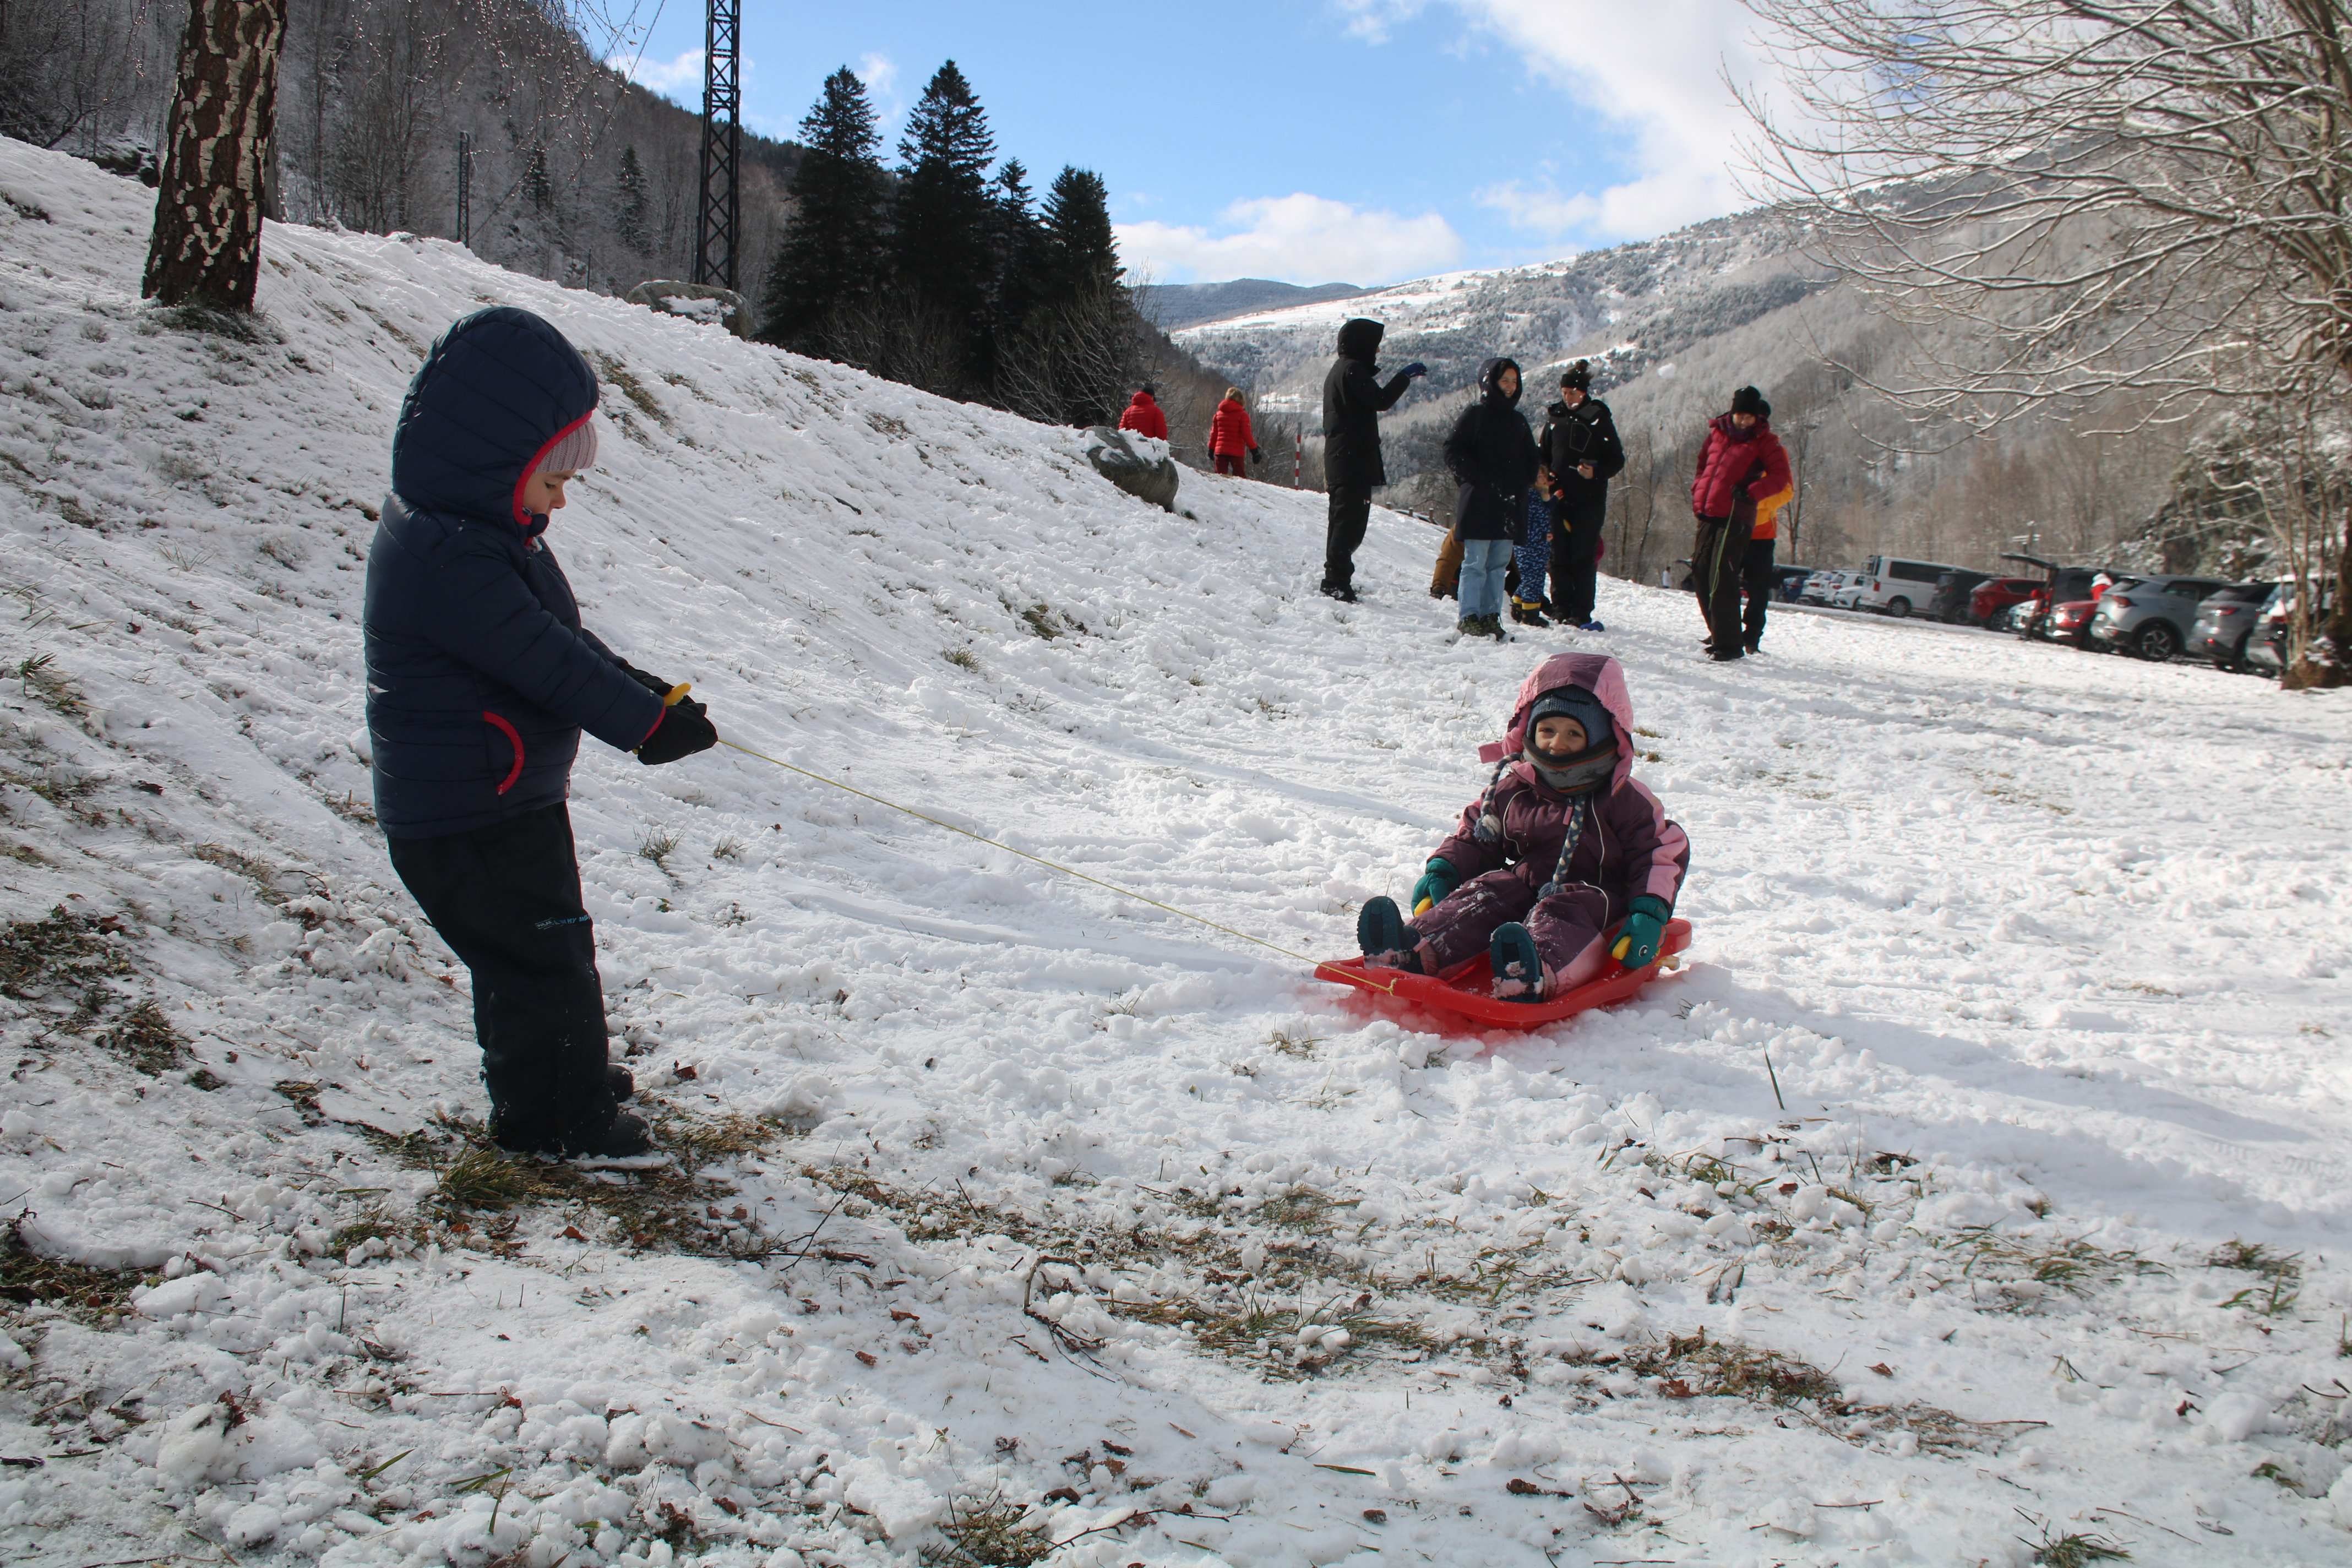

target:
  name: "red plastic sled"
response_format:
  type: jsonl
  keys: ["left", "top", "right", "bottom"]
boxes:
{"left": 1314, "top": 918, "right": 1692, "bottom": 1032}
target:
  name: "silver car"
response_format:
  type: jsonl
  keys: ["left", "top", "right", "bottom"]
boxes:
{"left": 2088, "top": 574, "right": 2234, "bottom": 660}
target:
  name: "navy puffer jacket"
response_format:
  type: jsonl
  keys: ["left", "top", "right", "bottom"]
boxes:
{"left": 363, "top": 307, "right": 663, "bottom": 838}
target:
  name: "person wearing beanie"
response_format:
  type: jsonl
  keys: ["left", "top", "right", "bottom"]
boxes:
{"left": 1688, "top": 385, "right": 1792, "bottom": 661}
{"left": 1208, "top": 386, "right": 1257, "bottom": 477}
{"left": 363, "top": 307, "right": 719, "bottom": 1159}
{"left": 1354, "top": 652, "right": 1689, "bottom": 1003}
{"left": 1536, "top": 361, "right": 1626, "bottom": 632}
{"left": 1440, "top": 357, "right": 1540, "bottom": 639}
{"left": 1321, "top": 318, "right": 1428, "bottom": 602}
{"left": 1118, "top": 384, "right": 1168, "bottom": 441}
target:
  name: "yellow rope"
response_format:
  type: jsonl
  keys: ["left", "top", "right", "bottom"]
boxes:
{"left": 714, "top": 736, "right": 1348, "bottom": 974}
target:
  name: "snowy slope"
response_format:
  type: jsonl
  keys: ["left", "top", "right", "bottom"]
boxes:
{"left": 2, "top": 137, "right": 2351, "bottom": 1568}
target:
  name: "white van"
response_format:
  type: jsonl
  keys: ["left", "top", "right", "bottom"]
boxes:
{"left": 1848, "top": 556, "right": 1962, "bottom": 618}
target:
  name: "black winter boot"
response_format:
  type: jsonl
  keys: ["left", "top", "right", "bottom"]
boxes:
{"left": 1356, "top": 897, "right": 1424, "bottom": 971}
{"left": 1490, "top": 923, "right": 1545, "bottom": 1002}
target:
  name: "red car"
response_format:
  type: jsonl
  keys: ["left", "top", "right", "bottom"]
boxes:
{"left": 1970, "top": 576, "right": 2043, "bottom": 624}
{"left": 2045, "top": 597, "right": 2102, "bottom": 648}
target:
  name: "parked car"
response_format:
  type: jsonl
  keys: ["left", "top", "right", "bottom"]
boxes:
{"left": 2089, "top": 573, "right": 2235, "bottom": 660}
{"left": 1828, "top": 570, "right": 1875, "bottom": 609}
{"left": 1800, "top": 569, "right": 1847, "bottom": 605}
{"left": 1986, "top": 599, "right": 2034, "bottom": 634}
{"left": 2190, "top": 582, "right": 2278, "bottom": 671}
{"left": 1847, "top": 555, "right": 1963, "bottom": 617}
{"left": 2011, "top": 567, "right": 2109, "bottom": 643}
{"left": 1969, "top": 575, "right": 2044, "bottom": 626}
{"left": 1927, "top": 569, "right": 1992, "bottom": 623}
{"left": 2045, "top": 595, "right": 2103, "bottom": 649}
{"left": 1773, "top": 565, "right": 1814, "bottom": 602}
{"left": 2245, "top": 581, "right": 2334, "bottom": 677}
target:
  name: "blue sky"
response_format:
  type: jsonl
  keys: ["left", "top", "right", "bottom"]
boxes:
{"left": 603, "top": 1, "right": 1770, "bottom": 287}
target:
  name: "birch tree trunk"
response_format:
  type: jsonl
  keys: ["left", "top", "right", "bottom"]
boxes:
{"left": 143, "top": 0, "right": 287, "bottom": 312}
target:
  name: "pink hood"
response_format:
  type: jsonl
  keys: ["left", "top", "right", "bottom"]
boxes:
{"left": 1477, "top": 652, "right": 1638, "bottom": 793}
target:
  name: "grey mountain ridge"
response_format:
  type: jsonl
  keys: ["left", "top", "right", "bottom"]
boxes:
{"left": 1145, "top": 277, "right": 1368, "bottom": 331}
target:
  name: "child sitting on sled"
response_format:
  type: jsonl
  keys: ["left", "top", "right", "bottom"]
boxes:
{"left": 1359, "top": 652, "right": 1689, "bottom": 1001}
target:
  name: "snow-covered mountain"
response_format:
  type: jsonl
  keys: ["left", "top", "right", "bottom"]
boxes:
{"left": 3, "top": 138, "right": 2350, "bottom": 1568}
{"left": 1176, "top": 211, "right": 1830, "bottom": 418}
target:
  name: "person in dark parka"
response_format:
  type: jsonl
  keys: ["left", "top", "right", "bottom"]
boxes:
{"left": 364, "top": 306, "right": 718, "bottom": 1158}
{"left": 1319, "top": 318, "right": 1425, "bottom": 601}
{"left": 1537, "top": 361, "right": 1625, "bottom": 631}
{"left": 1440, "top": 357, "right": 1539, "bottom": 639}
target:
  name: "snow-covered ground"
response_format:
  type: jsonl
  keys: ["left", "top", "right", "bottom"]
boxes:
{"left": 2, "top": 138, "right": 2349, "bottom": 1568}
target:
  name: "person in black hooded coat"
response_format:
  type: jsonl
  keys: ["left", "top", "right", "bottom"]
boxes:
{"left": 364, "top": 306, "right": 718, "bottom": 1158}
{"left": 1318, "top": 317, "right": 1424, "bottom": 600}
{"left": 1440, "top": 357, "right": 1539, "bottom": 638}
{"left": 1536, "top": 361, "right": 1626, "bottom": 630}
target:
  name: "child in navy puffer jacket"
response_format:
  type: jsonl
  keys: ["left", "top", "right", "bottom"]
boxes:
{"left": 364, "top": 307, "right": 718, "bottom": 1157}
{"left": 1358, "top": 652, "right": 1690, "bottom": 1000}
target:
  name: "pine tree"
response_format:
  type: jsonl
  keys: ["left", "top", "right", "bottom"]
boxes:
{"left": 616, "top": 144, "right": 649, "bottom": 255}
{"left": 758, "top": 66, "right": 888, "bottom": 357}
{"left": 981, "top": 159, "right": 1044, "bottom": 392}
{"left": 524, "top": 144, "right": 552, "bottom": 214}
{"left": 1039, "top": 166, "right": 1120, "bottom": 300}
{"left": 887, "top": 61, "right": 998, "bottom": 389}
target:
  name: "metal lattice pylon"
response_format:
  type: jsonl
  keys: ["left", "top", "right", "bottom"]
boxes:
{"left": 693, "top": 0, "right": 741, "bottom": 290}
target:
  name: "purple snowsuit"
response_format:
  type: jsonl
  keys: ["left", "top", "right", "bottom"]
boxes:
{"left": 1415, "top": 652, "right": 1690, "bottom": 990}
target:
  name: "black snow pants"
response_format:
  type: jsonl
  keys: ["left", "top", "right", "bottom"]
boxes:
{"left": 1692, "top": 513, "right": 1753, "bottom": 657}
{"left": 387, "top": 802, "right": 616, "bottom": 1149}
{"left": 1324, "top": 485, "right": 1373, "bottom": 592}
{"left": 1550, "top": 491, "right": 1607, "bottom": 623}
{"left": 1741, "top": 535, "right": 1777, "bottom": 649}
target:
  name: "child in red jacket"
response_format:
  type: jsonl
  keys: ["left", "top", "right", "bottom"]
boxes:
{"left": 1358, "top": 652, "right": 1690, "bottom": 1000}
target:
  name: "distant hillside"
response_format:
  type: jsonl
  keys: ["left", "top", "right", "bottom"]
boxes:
{"left": 1146, "top": 277, "right": 1367, "bottom": 331}
{"left": 1178, "top": 203, "right": 2173, "bottom": 580}
{"left": 1, "top": 0, "right": 803, "bottom": 302}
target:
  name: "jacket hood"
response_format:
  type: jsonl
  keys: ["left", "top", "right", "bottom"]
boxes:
{"left": 1479, "top": 651, "right": 1638, "bottom": 793}
{"left": 390, "top": 307, "right": 599, "bottom": 536}
{"left": 1129, "top": 390, "right": 1158, "bottom": 406}
{"left": 1477, "top": 356, "right": 1524, "bottom": 407}
{"left": 1336, "top": 317, "right": 1385, "bottom": 362}
{"left": 1712, "top": 410, "right": 1770, "bottom": 444}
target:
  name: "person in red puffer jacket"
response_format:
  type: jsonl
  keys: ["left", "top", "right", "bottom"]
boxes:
{"left": 1117, "top": 384, "right": 1168, "bottom": 441}
{"left": 1208, "top": 387, "right": 1257, "bottom": 476}
{"left": 1689, "top": 386, "right": 1791, "bottom": 662}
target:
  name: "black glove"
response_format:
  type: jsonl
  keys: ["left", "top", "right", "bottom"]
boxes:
{"left": 612, "top": 657, "right": 673, "bottom": 700}
{"left": 1249, "top": 447, "right": 1262, "bottom": 462}
{"left": 636, "top": 698, "right": 717, "bottom": 765}
{"left": 1399, "top": 361, "right": 1428, "bottom": 379}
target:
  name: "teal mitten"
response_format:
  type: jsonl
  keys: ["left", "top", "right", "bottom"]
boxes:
{"left": 1410, "top": 857, "right": 1461, "bottom": 917}
{"left": 1610, "top": 895, "right": 1672, "bottom": 968}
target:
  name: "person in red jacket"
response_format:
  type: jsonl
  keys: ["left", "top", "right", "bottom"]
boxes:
{"left": 1208, "top": 386, "right": 1259, "bottom": 477}
{"left": 1118, "top": 384, "right": 1169, "bottom": 442}
{"left": 1688, "top": 386, "right": 1792, "bottom": 662}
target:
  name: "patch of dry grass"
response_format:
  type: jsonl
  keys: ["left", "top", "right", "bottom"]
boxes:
{"left": 2, "top": 1214, "right": 147, "bottom": 1324}
{"left": 361, "top": 1108, "right": 798, "bottom": 1258}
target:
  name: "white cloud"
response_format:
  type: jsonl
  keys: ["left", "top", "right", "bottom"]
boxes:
{"left": 608, "top": 45, "right": 705, "bottom": 98}
{"left": 1116, "top": 193, "right": 1463, "bottom": 286}
{"left": 1341, "top": 0, "right": 1778, "bottom": 242}
{"left": 856, "top": 52, "right": 899, "bottom": 101}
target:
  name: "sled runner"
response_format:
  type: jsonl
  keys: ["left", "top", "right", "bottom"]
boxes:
{"left": 1314, "top": 917, "right": 1691, "bottom": 1031}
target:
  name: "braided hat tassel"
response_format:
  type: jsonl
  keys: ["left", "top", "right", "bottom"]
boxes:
{"left": 1535, "top": 796, "right": 1589, "bottom": 900}
{"left": 1471, "top": 752, "right": 1518, "bottom": 843}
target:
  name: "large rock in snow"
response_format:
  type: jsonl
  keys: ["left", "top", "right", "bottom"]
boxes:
{"left": 1081, "top": 426, "right": 1180, "bottom": 511}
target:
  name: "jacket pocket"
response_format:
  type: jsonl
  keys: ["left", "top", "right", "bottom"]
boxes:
{"left": 482, "top": 711, "right": 525, "bottom": 796}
